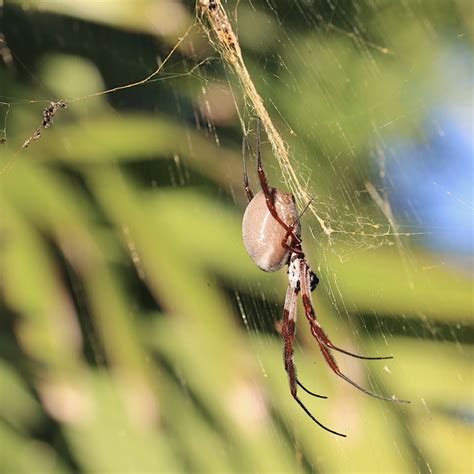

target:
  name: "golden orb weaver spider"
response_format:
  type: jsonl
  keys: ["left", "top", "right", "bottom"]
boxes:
{"left": 241, "top": 121, "right": 409, "bottom": 437}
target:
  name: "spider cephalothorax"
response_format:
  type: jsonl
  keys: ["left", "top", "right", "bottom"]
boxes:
{"left": 288, "top": 254, "right": 319, "bottom": 292}
{"left": 241, "top": 121, "right": 408, "bottom": 437}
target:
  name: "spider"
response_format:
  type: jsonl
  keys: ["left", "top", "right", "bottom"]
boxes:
{"left": 241, "top": 121, "right": 409, "bottom": 437}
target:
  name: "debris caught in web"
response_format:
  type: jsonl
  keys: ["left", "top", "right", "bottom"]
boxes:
{"left": 22, "top": 100, "right": 68, "bottom": 149}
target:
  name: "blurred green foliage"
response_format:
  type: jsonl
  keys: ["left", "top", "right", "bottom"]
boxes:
{"left": 1, "top": 1, "right": 472, "bottom": 473}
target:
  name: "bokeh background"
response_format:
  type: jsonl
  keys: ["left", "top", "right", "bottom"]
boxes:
{"left": 1, "top": 1, "right": 472, "bottom": 473}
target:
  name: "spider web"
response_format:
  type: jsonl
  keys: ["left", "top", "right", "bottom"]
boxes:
{"left": 0, "top": 1, "right": 472, "bottom": 473}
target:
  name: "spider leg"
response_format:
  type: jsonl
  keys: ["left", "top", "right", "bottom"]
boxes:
{"left": 242, "top": 133, "right": 254, "bottom": 202}
{"left": 297, "top": 379, "right": 327, "bottom": 399}
{"left": 299, "top": 261, "right": 393, "bottom": 360}
{"left": 282, "top": 286, "right": 346, "bottom": 437}
{"left": 310, "top": 319, "right": 393, "bottom": 361}
{"left": 280, "top": 198, "right": 318, "bottom": 255}
{"left": 299, "top": 262, "right": 410, "bottom": 404}
{"left": 254, "top": 120, "right": 301, "bottom": 246}
{"left": 315, "top": 333, "right": 409, "bottom": 403}
{"left": 281, "top": 222, "right": 304, "bottom": 255}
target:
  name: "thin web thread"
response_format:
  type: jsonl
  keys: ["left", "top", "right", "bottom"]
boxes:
{"left": 0, "top": 22, "right": 196, "bottom": 175}
{"left": 197, "top": 0, "right": 333, "bottom": 237}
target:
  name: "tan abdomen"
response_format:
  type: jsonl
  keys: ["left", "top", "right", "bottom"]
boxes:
{"left": 242, "top": 189, "right": 299, "bottom": 272}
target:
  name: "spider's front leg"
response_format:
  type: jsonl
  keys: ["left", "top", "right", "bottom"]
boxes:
{"left": 299, "top": 260, "right": 409, "bottom": 404}
{"left": 281, "top": 286, "right": 298, "bottom": 393}
{"left": 281, "top": 269, "right": 345, "bottom": 437}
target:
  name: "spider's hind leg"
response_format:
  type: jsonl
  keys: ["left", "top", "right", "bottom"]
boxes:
{"left": 242, "top": 133, "right": 254, "bottom": 202}
{"left": 252, "top": 119, "right": 302, "bottom": 249}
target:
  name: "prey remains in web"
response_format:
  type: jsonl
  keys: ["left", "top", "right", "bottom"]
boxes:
{"left": 241, "top": 121, "right": 409, "bottom": 437}
{"left": 0, "top": 23, "right": 194, "bottom": 175}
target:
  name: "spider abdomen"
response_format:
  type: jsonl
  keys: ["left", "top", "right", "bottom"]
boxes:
{"left": 242, "top": 189, "right": 300, "bottom": 272}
